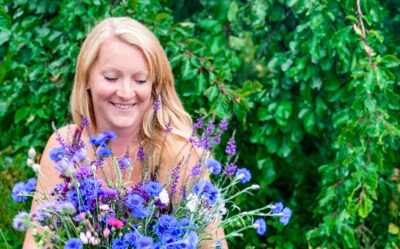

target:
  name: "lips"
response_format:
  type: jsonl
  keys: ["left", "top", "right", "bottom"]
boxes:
{"left": 111, "top": 102, "right": 135, "bottom": 109}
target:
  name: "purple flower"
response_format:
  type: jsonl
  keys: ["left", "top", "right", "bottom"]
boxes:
{"left": 75, "top": 165, "right": 92, "bottom": 179}
{"left": 64, "top": 238, "right": 82, "bottom": 249}
{"left": 193, "top": 180, "right": 219, "bottom": 205}
{"left": 206, "top": 159, "right": 222, "bottom": 175}
{"left": 112, "top": 238, "right": 128, "bottom": 249}
{"left": 215, "top": 241, "right": 222, "bottom": 249}
{"left": 13, "top": 211, "right": 30, "bottom": 231}
{"left": 211, "top": 133, "right": 221, "bottom": 145}
{"left": 280, "top": 207, "right": 292, "bottom": 225}
{"left": 145, "top": 181, "right": 163, "bottom": 196}
{"left": 103, "top": 188, "right": 119, "bottom": 199}
{"left": 118, "top": 156, "right": 132, "bottom": 170}
{"left": 204, "top": 120, "right": 215, "bottom": 137}
{"left": 55, "top": 158, "right": 73, "bottom": 174}
{"left": 236, "top": 168, "right": 251, "bottom": 183}
{"left": 218, "top": 119, "right": 228, "bottom": 131}
{"left": 272, "top": 202, "right": 284, "bottom": 215}
{"left": 224, "top": 163, "right": 237, "bottom": 176}
{"left": 72, "top": 145, "right": 86, "bottom": 162}
{"left": 12, "top": 182, "right": 28, "bottom": 202}
{"left": 49, "top": 147, "right": 65, "bottom": 162}
{"left": 254, "top": 218, "right": 267, "bottom": 235}
{"left": 153, "top": 95, "right": 161, "bottom": 111}
{"left": 137, "top": 146, "right": 146, "bottom": 161}
{"left": 225, "top": 137, "right": 236, "bottom": 155}
{"left": 193, "top": 117, "right": 204, "bottom": 129}
{"left": 135, "top": 236, "right": 154, "bottom": 249}
{"left": 163, "top": 122, "right": 172, "bottom": 133}
{"left": 97, "top": 148, "right": 112, "bottom": 158}
{"left": 79, "top": 113, "right": 90, "bottom": 129}
{"left": 189, "top": 163, "right": 202, "bottom": 177}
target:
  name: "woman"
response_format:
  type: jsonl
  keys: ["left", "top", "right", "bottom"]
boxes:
{"left": 23, "top": 17, "right": 227, "bottom": 248}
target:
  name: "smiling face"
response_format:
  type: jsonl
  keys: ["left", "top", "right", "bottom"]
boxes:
{"left": 87, "top": 36, "right": 153, "bottom": 132}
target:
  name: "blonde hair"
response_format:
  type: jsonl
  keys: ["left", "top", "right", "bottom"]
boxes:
{"left": 70, "top": 17, "right": 194, "bottom": 173}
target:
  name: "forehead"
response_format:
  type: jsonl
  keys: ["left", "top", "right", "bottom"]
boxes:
{"left": 94, "top": 36, "right": 150, "bottom": 73}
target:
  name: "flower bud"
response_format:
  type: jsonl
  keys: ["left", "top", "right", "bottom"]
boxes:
{"left": 251, "top": 184, "right": 260, "bottom": 190}
{"left": 27, "top": 158, "right": 34, "bottom": 167}
{"left": 103, "top": 228, "right": 111, "bottom": 237}
{"left": 28, "top": 147, "right": 36, "bottom": 159}
{"left": 32, "top": 163, "right": 41, "bottom": 173}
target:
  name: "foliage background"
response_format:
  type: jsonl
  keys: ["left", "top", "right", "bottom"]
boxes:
{"left": 1, "top": 0, "right": 400, "bottom": 248}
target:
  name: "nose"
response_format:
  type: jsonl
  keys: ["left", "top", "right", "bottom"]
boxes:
{"left": 117, "top": 78, "right": 135, "bottom": 100}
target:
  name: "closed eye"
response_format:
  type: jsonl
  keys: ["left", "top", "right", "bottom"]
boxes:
{"left": 137, "top": 80, "right": 147, "bottom": 84}
{"left": 105, "top": 76, "right": 118, "bottom": 82}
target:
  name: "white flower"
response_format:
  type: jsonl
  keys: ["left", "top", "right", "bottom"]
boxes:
{"left": 31, "top": 163, "right": 41, "bottom": 173}
{"left": 80, "top": 232, "right": 89, "bottom": 244}
{"left": 63, "top": 166, "right": 76, "bottom": 178}
{"left": 28, "top": 147, "right": 36, "bottom": 159}
{"left": 251, "top": 184, "right": 260, "bottom": 190}
{"left": 159, "top": 189, "right": 170, "bottom": 205}
{"left": 91, "top": 165, "right": 97, "bottom": 172}
{"left": 27, "top": 158, "right": 34, "bottom": 167}
{"left": 100, "top": 204, "right": 110, "bottom": 211}
{"left": 185, "top": 194, "right": 200, "bottom": 212}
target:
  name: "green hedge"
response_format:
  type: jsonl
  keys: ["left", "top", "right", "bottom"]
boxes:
{"left": 1, "top": 0, "right": 400, "bottom": 248}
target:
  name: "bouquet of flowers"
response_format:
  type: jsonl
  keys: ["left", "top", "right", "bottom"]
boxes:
{"left": 12, "top": 116, "right": 291, "bottom": 249}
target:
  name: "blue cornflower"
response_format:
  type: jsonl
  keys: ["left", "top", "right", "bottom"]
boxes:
{"left": 64, "top": 238, "right": 82, "bottom": 249}
{"left": 13, "top": 211, "right": 30, "bottom": 231}
{"left": 145, "top": 181, "right": 163, "bottom": 196}
{"left": 206, "top": 159, "right": 222, "bottom": 175}
{"left": 123, "top": 230, "right": 142, "bottom": 245}
{"left": 154, "top": 214, "right": 177, "bottom": 236}
{"left": 89, "top": 131, "right": 116, "bottom": 147}
{"left": 235, "top": 168, "right": 251, "bottom": 183}
{"left": 176, "top": 217, "right": 194, "bottom": 235}
{"left": 12, "top": 182, "right": 28, "bottom": 202}
{"left": 97, "top": 148, "right": 112, "bottom": 158}
{"left": 49, "top": 147, "right": 65, "bottom": 162}
{"left": 215, "top": 241, "right": 222, "bottom": 249}
{"left": 272, "top": 202, "right": 284, "bottom": 215}
{"left": 193, "top": 180, "right": 219, "bottom": 205}
{"left": 112, "top": 238, "right": 128, "bottom": 249}
{"left": 225, "top": 137, "right": 236, "bottom": 155}
{"left": 131, "top": 206, "right": 150, "bottom": 219}
{"left": 126, "top": 194, "right": 144, "bottom": 209}
{"left": 254, "top": 218, "right": 267, "bottom": 235}
{"left": 184, "top": 231, "right": 198, "bottom": 249}
{"left": 280, "top": 207, "right": 292, "bottom": 225}
{"left": 135, "top": 236, "right": 154, "bottom": 249}
{"left": 24, "top": 178, "right": 36, "bottom": 192}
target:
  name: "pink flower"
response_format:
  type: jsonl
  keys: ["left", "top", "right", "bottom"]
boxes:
{"left": 103, "top": 228, "right": 111, "bottom": 237}
{"left": 107, "top": 218, "right": 124, "bottom": 228}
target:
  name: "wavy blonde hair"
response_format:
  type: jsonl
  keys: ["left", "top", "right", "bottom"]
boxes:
{"left": 70, "top": 17, "right": 194, "bottom": 174}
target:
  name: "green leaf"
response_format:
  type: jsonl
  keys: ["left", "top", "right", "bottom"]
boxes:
{"left": 364, "top": 97, "right": 376, "bottom": 113}
{"left": 332, "top": 109, "right": 350, "bottom": 128}
{"left": 227, "top": 1, "right": 238, "bottom": 22}
{"left": 303, "top": 111, "right": 315, "bottom": 133}
{"left": 265, "top": 137, "right": 279, "bottom": 154}
{"left": 389, "top": 223, "right": 399, "bottom": 235}
{"left": 358, "top": 197, "right": 373, "bottom": 218}
{"left": 381, "top": 54, "right": 400, "bottom": 68}
{"left": 204, "top": 86, "right": 218, "bottom": 103}
{"left": 14, "top": 107, "right": 32, "bottom": 124}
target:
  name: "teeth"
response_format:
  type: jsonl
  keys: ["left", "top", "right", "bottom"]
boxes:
{"left": 114, "top": 104, "right": 133, "bottom": 109}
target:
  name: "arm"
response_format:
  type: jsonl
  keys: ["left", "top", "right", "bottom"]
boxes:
{"left": 23, "top": 127, "right": 72, "bottom": 249}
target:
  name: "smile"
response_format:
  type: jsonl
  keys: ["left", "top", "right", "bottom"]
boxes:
{"left": 112, "top": 103, "right": 135, "bottom": 109}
